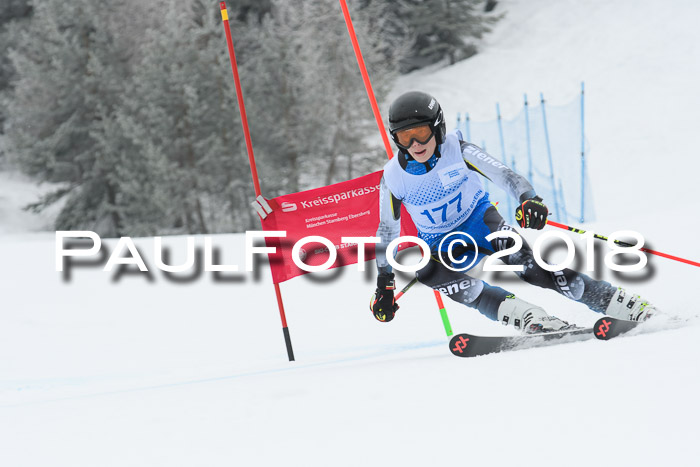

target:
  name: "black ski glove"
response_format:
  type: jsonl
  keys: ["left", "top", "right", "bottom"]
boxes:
{"left": 371, "top": 272, "right": 399, "bottom": 322}
{"left": 515, "top": 196, "right": 548, "bottom": 230}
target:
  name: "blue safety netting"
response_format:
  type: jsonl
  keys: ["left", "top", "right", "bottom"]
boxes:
{"left": 456, "top": 84, "right": 594, "bottom": 225}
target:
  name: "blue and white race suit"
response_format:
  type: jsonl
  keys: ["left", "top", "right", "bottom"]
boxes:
{"left": 374, "top": 130, "right": 616, "bottom": 321}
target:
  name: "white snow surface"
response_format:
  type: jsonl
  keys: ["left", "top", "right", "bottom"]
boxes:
{"left": 2, "top": 0, "right": 700, "bottom": 466}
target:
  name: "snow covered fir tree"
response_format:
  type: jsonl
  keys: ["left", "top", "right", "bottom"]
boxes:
{"left": 0, "top": 0, "right": 497, "bottom": 236}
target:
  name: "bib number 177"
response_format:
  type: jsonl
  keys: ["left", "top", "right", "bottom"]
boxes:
{"left": 419, "top": 192, "right": 462, "bottom": 224}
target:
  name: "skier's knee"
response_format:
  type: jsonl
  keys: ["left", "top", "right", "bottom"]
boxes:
{"left": 415, "top": 259, "right": 440, "bottom": 286}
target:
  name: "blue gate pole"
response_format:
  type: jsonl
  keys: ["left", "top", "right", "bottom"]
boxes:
{"left": 524, "top": 94, "right": 534, "bottom": 184}
{"left": 481, "top": 139, "right": 490, "bottom": 193}
{"left": 539, "top": 93, "right": 561, "bottom": 220}
{"left": 580, "top": 82, "right": 586, "bottom": 222}
{"left": 456, "top": 112, "right": 461, "bottom": 137}
{"left": 465, "top": 112, "right": 471, "bottom": 142}
{"left": 496, "top": 103, "right": 513, "bottom": 220}
{"left": 558, "top": 179, "right": 568, "bottom": 224}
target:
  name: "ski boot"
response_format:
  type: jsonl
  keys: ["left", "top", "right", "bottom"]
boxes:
{"left": 497, "top": 295, "right": 574, "bottom": 334}
{"left": 604, "top": 288, "right": 655, "bottom": 322}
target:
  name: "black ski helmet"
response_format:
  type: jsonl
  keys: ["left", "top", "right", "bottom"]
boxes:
{"left": 388, "top": 91, "right": 446, "bottom": 147}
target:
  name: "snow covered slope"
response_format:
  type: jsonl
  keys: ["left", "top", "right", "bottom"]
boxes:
{"left": 2, "top": 0, "right": 700, "bottom": 466}
{"left": 1, "top": 233, "right": 698, "bottom": 467}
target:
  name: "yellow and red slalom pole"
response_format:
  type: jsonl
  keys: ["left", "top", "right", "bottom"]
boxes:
{"left": 220, "top": 2, "right": 294, "bottom": 361}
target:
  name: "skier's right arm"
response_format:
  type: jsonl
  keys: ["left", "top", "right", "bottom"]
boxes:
{"left": 375, "top": 176, "right": 402, "bottom": 275}
{"left": 372, "top": 176, "right": 401, "bottom": 322}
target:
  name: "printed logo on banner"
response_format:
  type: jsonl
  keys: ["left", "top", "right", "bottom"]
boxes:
{"left": 438, "top": 163, "right": 466, "bottom": 188}
{"left": 281, "top": 202, "right": 297, "bottom": 212}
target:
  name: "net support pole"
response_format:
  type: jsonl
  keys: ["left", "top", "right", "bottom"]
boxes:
{"left": 465, "top": 113, "right": 471, "bottom": 142}
{"left": 580, "top": 82, "right": 586, "bottom": 222}
{"left": 220, "top": 2, "right": 294, "bottom": 361}
{"left": 558, "top": 179, "right": 568, "bottom": 224}
{"left": 539, "top": 93, "right": 562, "bottom": 220}
{"left": 496, "top": 103, "right": 514, "bottom": 220}
{"left": 524, "top": 94, "right": 534, "bottom": 184}
{"left": 338, "top": 0, "right": 452, "bottom": 337}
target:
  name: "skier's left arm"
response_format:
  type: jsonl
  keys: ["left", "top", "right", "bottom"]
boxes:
{"left": 460, "top": 140, "right": 549, "bottom": 230}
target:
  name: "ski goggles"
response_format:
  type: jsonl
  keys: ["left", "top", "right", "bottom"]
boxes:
{"left": 394, "top": 124, "right": 434, "bottom": 149}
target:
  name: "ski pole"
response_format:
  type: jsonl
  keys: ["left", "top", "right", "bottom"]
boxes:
{"left": 546, "top": 220, "right": 700, "bottom": 268}
{"left": 395, "top": 277, "right": 418, "bottom": 301}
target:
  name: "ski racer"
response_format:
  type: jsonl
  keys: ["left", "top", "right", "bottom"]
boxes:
{"left": 371, "top": 91, "right": 657, "bottom": 332}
